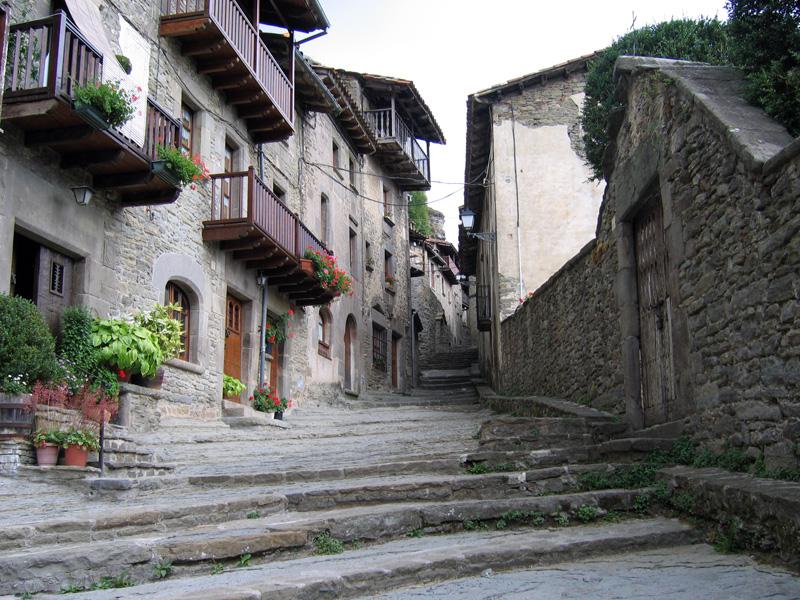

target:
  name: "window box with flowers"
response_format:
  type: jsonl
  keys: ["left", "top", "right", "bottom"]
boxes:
{"left": 73, "top": 80, "right": 138, "bottom": 130}
{"left": 385, "top": 274, "right": 397, "bottom": 294}
{"left": 154, "top": 145, "right": 210, "bottom": 190}
{"left": 304, "top": 248, "right": 354, "bottom": 300}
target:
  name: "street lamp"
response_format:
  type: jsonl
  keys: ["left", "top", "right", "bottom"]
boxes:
{"left": 71, "top": 185, "right": 94, "bottom": 206}
{"left": 459, "top": 206, "right": 496, "bottom": 241}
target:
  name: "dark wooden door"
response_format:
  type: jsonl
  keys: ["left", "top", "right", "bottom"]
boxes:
{"left": 344, "top": 321, "right": 352, "bottom": 390}
{"left": 270, "top": 341, "right": 283, "bottom": 395}
{"left": 224, "top": 295, "right": 242, "bottom": 397}
{"left": 391, "top": 335, "right": 399, "bottom": 388}
{"left": 634, "top": 198, "right": 675, "bottom": 425}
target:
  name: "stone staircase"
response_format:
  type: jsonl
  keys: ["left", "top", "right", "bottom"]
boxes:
{"left": 1, "top": 356, "right": 797, "bottom": 597}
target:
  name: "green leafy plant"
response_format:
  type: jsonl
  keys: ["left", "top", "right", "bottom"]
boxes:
{"left": 250, "top": 385, "right": 287, "bottom": 413}
{"left": 576, "top": 505, "right": 599, "bottom": 523}
{"left": 73, "top": 79, "right": 137, "bottom": 128}
{"left": 156, "top": 145, "right": 210, "bottom": 187}
{"left": 90, "top": 575, "right": 134, "bottom": 590}
{"left": 495, "top": 518, "right": 508, "bottom": 530}
{"left": 313, "top": 532, "right": 344, "bottom": 555}
{"left": 32, "top": 428, "right": 65, "bottom": 448}
{"left": 385, "top": 274, "right": 397, "bottom": 287}
{"left": 237, "top": 553, "right": 252, "bottom": 567}
{"left": 713, "top": 518, "right": 742, "bottom": 554}
{"left": 223, "top": 375, "right": 246, "bottom": 398}
{"left": 262, "top": 309, "right": 294, "bottom": 344}
{"left": 555, "top": 513, "right": 570, "bottom": 527}
{"left": 670, "top": 491, "right": 695, "bottom": 514}
{"left": 246, "top": 510, "right": 260, "bottom": 519}
{"left": 133, "top": 304, "right": 184, "bottom": 361}
{"left": 466, "top": 462, "right": 487, "bottom": 475}
{"left": 91, "top": 318, "right": 163, "bottom": 377}
{"left": 152, "top": 559, "right": 172, "bottom": 579}
{"left": 0, "top": 293, "right": 59, "bottom": 392}
{"left": 210, "top": 562, "right": 224, "bottom": 575}
{"left": 304, "top": 248, "right": 354, "bottom": 295}
{"left": 633, "top": 494, "right": 651, "bottom": 514}
{"left": 407, "top": 528, "right": 424, "bottom": 538}
{"left": 63, "top": 428, "right": 100, "bottom": 451}
{"left": 409, "top": 191, "right": 432, "bottom": 236}
{"left": 115, "top": 54, "right": 132, "bottom": 74}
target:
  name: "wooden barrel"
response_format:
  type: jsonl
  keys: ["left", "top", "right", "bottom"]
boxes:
{"left": 0, "top": 394, "right": 34, "bottom": 440}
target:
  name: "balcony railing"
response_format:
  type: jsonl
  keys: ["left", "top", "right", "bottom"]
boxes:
{"left": 144, "top": 98, "right": 181, "bottom": 160}
{"left": 364, "top": 107, "right": 430, "bottom": 183}
{"left": 476, "top": 284, "right": 491, "bottom": 332}
{"left": 160, "top": 0, "right": 293, "bottom": 135}
{"left": 208, "top": 166, "right": 327, "bottom": 260}
{"left": 445, "top": 255, "right": 460, "bottom": 280}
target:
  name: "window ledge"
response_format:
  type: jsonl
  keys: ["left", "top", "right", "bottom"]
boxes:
{"left": 385, "top": 286, "right": 396, "bottom": 295}
{"left": 318, "top": 341, "right": 331, "bottom": 359}
{"left": 165, "top": 358, "right": 204, "bottom": 375}
{"left": 383, "top": 215, "right": 395, "bottom": 227}
{"left": 366, "top": 263, "right": 375, "bottom": 272}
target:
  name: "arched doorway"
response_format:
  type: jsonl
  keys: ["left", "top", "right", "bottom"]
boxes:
{"left": 344, "top": 315, "right": 358, "bottom": 391}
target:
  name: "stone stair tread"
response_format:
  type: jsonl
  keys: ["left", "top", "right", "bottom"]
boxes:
{"left": 33, "top": 518, "right": 694, "bottom": 599}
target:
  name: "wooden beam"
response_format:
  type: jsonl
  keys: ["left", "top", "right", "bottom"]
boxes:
{"left": 220, "top": 237, "right": 267, "bottom": 252}
{"left": 267, "top": 271, "right": 305, "bottom": 286}
{"left": 25, "top": 125, "right": 93, "bottom": 147}
{"left": 212, "top": 74, "right": 252, "bottom": 91}
{"left": 227, "top": 89, "right": 264, "bottom": 105}
{"left": 244, "top": 255, "right": 289, "bottom": 270}
{"left": 232, "top": 245, "right": 278, "bottom": 261}
{"left": 278, "top": 280, "right": 317, "bottom": 294}
{"left": 93, "top": 170, "right": 153, "bottom": 189}
{"left": 201, "top": 224, "right": 255, "bottom": 242}
{"left": 159, "top": 17, "right": 209, "bottom": 39}
{"left": 181, "top": 38, "right": 225, "bottom": 57}
{"left": 119, "top": 189, "right": 181, "bottom": 206}
{"left": 197, "top": 57, "right": 241, "bottom": 75}
{"left": 61, "top": 149, "right": 124, "bottom": 169}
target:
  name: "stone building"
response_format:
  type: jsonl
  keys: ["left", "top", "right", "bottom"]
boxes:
{"left": 459, "top": 53, "right": 604, "bottom": 387}
{"left": 0, "top": 0, "right": 443, "bottom": 429}
{"left": 487, "top": 56, "right": 800, "bottom": 470}
{"left": 409, "top": 231, "right": 467, "bottom": 375}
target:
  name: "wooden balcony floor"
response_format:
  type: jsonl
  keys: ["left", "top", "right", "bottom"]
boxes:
{"left": 3, "top": 98, "right": 180, "bottom": 206}
{"left": 160, "top": 14, "right": 293, "bottom": 143}
{"left": 375, "top": 139, "right": 430, "bottom": 190}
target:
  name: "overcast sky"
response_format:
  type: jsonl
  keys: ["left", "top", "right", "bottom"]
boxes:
{"left": 306, "top": 0, "right": 728, "bottom": 242}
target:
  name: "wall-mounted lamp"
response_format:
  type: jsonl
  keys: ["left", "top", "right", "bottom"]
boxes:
{"left": 71, "top": 185, "right": 94, "bottom": 206}
{"left": 459, "top": 207, "right": 496, "bottom": 241}
{"left": 256, "top": 271, "right": 269, "bottom": 287}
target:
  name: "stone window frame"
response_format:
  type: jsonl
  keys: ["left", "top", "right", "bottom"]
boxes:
{"left": 372, "top": 322, "right": 387, "bottom": 372}
{"left": 165, "top": 281, "right": 192, "bottom": 362}
{"left": 320, "top": 193, "right": 329, "bottom": 246}
{"left": 317, "top": 308, "right": 332, "bottom": 359}
{"left": 180, "top": 103, "right": 194, "bottom": 154}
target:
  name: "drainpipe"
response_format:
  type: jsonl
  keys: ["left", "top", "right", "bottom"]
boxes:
{"left": 509, "top": 103, "right": 524, "bottom": 300}
{"left": 257, "top": 273, "right": 269, "bottom": 386}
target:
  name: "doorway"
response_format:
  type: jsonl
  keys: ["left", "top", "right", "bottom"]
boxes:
{"left": 224, "top": 294, "right": 243, "bottom": 400}
{"left": 344, "top": 315, "right": 357, "bottom": 391}
{"left": 634, "top": 196, "right": 675, "bottom": 425}
{"left": 269, "top": 340, "right": 284, "bottom": 395}
{"left": 391, "top": 334, "right": 400, "bottom": 389}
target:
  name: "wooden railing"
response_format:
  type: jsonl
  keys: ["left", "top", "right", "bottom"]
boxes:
{"left": 5, "top": 12, "right": 102, "bottom": 104}
{"left": 364, "top": 107, "right": 430, "bottom": 182}
{"left": 209, "top": 167, "right": 328, "bottom": 259}
{"left": 160, "top": 0, "right": 293, "bottom": 123}
{"left": 445, "top": 256, "right": 460, "bottom": 278}
{"left": 144, "top": 98, "right": 181, "bottom": 160}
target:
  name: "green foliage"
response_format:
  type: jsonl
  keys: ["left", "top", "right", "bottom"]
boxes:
{"left": 246, "top": 510, "right": 260, "bottom": 519}
{"left": 582, "top": 18, "right": 731, "bottom": 180}
{"left": 59, "top": 306, "right": 95, "bottom": 390}
{"left": 303, "top": 249, "right": 353, "bottom": 295}
{"left": 578, "top": 463, "right": 658, "bottom": 491}
{"left": 313, "top": 532, "right": 344, "bottom": 555}
{"left": 671, "top": 491, "right": 695, "bottom": 514}
{"left": 602, "top": 511, "right": 624, "bottom": 523}
{"left": 73, "top": 79, "right": 136, "bottom": 128}
{"left": 495, "top": 518, "right": 508, "bottom": 530}
{"left": 407, "top": 528, "right": 424, "bottom": 538}
{"left": 555, "top": 513, "right": 570, "bottom": 527}
{"left": 92, "top": 318, "right": 163, "bottom": 377}
{"left": 251, "top": 384, "right": 287, "bottom": 412}
{"left": 727, "top": 0, "right": 800, "bottom": 136}
{"left": 60, "top": 574, "right": 134, "bottom": 593}
{"left": 463, "top": 520, "right": 488, "bottom": 531}
{"left": 466, "top": 462, "right": 487, "bottom": 475}
{"left": 0, "top": 293, "right": 59, "bottom": 392}
{"left": 713, "top": 518, "right": 742, "bottom": 554}
{"left": 133, "top": 304, "right": 184, "bottom": 361}
{"left": 63, "top": 428, "right": 100, "bottom": 451}
{"left": 210, "top": 562, "right": 224, "bottom": 575}
{"left": 157, "top": 145, "right": 209, "bottom": 187}
{"left": 466, "top": 462, "right": 517, "bottom": 475}
{"left": 115, "top": 54, "right": 132, "bottom": 74}
{"left": 33, "top": 428, "right": 66, "bottom": 447}
{"left": 152, "top": 559, "right": 172, "bottom": 579}
{"left": 408, "top": 191, "right": 432, "bottom": 236}
{"left": 576, "top": 505, "right": 599, "bottom": 523}
{"left": 633, "top": 493, "right": 651, "bottom": 514}
{"left": 237, "top": 553, "right": 252, "bottom": 567}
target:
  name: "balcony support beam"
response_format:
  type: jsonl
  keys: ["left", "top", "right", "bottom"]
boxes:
{"left": 25, "top": 126, "right": 93, "bottom": 147}
{"left": 198, "top": 57, "right": 241, "bottom": 75}
{"left": 61, "top": 149, "right": 125, "bottom": 169}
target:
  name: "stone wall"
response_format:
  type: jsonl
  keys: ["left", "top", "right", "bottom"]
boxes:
{"left": 0, "top": 441, "right": 34, "bottom": 475}
{"left": 497, "top": 205, "right": 624, "bottom": 413}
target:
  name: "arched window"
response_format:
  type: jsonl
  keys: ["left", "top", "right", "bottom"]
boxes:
{"left": 165, "top": 281, "right": 191, "bottom": 361}
{"left": 317, "top": 308, "right": 331, "bottom": 358}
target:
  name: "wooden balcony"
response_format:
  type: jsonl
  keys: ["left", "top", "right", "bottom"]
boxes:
{"left": 159, "top": 0, "right": 294, "bottom": 143}
{"left": 3, "top": 13, "right": 182, "bottom": 205}
{"left": 443, "top": 255, "right": 460, "bottom": 284}
{"left": 364, "top": 107, "right": 430, "bottom": 190}
{"left": 202, "top": 167, "right": 335, "bottom": 306}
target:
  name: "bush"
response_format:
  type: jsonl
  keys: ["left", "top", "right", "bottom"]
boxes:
{"left": 727, "top": 0, "right": 800, "bottom": 136}
{"left": 59, "top": 306, "right": 95, "bottom": 391}
{"left": 0, "top": 294, "right": 59, "bottom": 392}
{"left": 582, "top": 19, "right": 731, "bottom": 180}
{"left": 73, "top": 80, "right": 137, "bottom": 128}
{"left": 91, "top": 318, "right": 163, "bottom": 377}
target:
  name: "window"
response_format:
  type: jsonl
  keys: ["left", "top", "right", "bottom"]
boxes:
{"left": 165, "top": 282, "right": 191, "bottom": 361}
{"left": 430, "top": 259, "right": 435, "bottom": 287}
{"left": 383, "top": 182, "right": 392, "bottom": 219}
{"left": 317, "top": 308, "right": 331, "bottom": 358}
{"left": 273, "top": 182, "right": 286, "bottom": 201}
{"left": 349, "top": 228, "right": 358, "bottom": 274}
{"left": 49, "top": 261, "right": 64, "bottom": 296}
{"left": 365, "top": 241, "right": 373, "bottom": 271}
{"left": 320, "top": 194, "right": 329, "bottom": 245}
{"left": 372, "top": 323, "right": 387, "bottom": 371}
{"left": 384, "top": 250, "right": 394, "bottom": 289}
{"left": 221, "top": 143, "right": 237, "bottom": 219}
{"left": 332, "top": 140, "right": 340, "bottom": 172}
{"left": 180, "top": 104, "right": 194, "bottom": 153}
{"left": 349, "top": 156, "right": 357, "bottom": 189}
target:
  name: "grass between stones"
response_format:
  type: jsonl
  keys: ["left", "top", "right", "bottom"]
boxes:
{"left": 60, "top": 574, "right": 135, "bottom": 594}
{"left": 465, "top": 462, "right": 518, "bottom": 474}
{"left": 314, "top": 532, "right": 345, "bottom": 555}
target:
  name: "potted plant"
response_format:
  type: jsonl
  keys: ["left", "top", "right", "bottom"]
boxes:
{"left": 223, "top": 374, "right": 246, "bottom": 400}
{"left": 250, "top": 385, "right": 285, "bottom": 418}
{"left": 131, "top": 304, "right": 184, "bottom": 388}
{"left": 303, "top": 248, "right": 354, "bottom": 298}
{"left": 73, "top": 80, "right": 137, "bottom": 130}
{"left": 62, "top": 428, "right": 100, "bottom": 468}
{"left": 91, "top": 318, "right": 163, "bottom": 380}
{"left": 154, "top": 145, "right": 210, "bottom": 189}
{"left": 32, "top": 428, "right": 64, "bottom": 466}
{"left": 385, "top": 274, "right": 397, "bottom": 288}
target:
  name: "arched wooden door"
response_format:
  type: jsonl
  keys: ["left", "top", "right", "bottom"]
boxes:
{"left": 344, "top": 316, "right": 357, "bottom": 390}
{"left": 224, "top": 295, "right": 242, "bottom": 399}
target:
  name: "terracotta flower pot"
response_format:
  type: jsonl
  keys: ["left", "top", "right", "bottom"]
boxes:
{"left": 64, "top": 445, "right": 89, "bottom": 468}
{"left": 36, "top": 443, "right": 59, "bottom": 467}
{"left": 300, "top": 258, "right": 315, "bottom": 277}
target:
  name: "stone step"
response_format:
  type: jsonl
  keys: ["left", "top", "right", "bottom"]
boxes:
{"left": 222, "top": 416, "right": 290, "bottom": 429}
{"left": 465, "top": 446, "right": 592, "bottom": 469}
{"left": 0, "top": 488, "right": 653, "bottom": 595}
{"left": 30, "top": 518, "right": 694, "bottom": 599}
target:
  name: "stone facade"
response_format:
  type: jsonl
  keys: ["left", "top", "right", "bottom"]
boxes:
{"left": 491, "top": 56, "right": 800, "bottom": 469}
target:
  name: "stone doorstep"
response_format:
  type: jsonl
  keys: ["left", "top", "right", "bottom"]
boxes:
{"left": 0, "top": 488, "right": 653, "bottom": 595}
{"left": 31, "top": 518, "right": 694, "bottom": 600}
{"left": 465, "top": 446, "right": 592, "bottom": 468}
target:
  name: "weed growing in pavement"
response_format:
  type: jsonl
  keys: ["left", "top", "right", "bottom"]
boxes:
{"left": 313, "top": 532, "right": 344, "bottom": 555}
{"left": 210, "top": 562, "right": 224, "bottom": 575}
{"left": 713, "top": 519, "right": 742, "bottom": 554}
{"left": 602, "top": 511, "right": 624, "bottom": 523}
{"left": 555, "top": 513, "right": 570, "bottom": 527}
{"left": 407, "top": 528, "right": 424, "bottom": 538}
{"left": 466, "top": 463, "right": 488, "bottom": 475}
{"left": 466, "top": 462, "right": 517, "bottom": 475}
{"left": 463, "top": 520, "right": 489, "bottom": 531}
{"left": 576, "top": 505, "right": 599, "bottom": 523}
{"left": 60, "top": 574, "right": 134, "bottom": 593}
{"left": 237, "top": 553, "right": 252, "bottom": 567}
{"left": 633, "top": 494, "right": 651, "bottom": 514}
{"left": 246, "top": 510, "right": 260, "bottom": 519}
{"left": 495, "top": 518, "right": 508, "bottom": 530}
{"left": 670, "top": 491, "right": 695, "bottom": 514}
{"left": 152, "top": 559, "right": 173, "bottom": 579}
{"left": 60, "top": 583, "right": 85, "bottom": 594}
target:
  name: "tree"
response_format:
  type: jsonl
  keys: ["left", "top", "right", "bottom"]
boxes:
{"left": 408, "top": 191, "right": 432, "bottom": 236}
{"left": 581, "top": 19, "right": 731, "bottom": 180}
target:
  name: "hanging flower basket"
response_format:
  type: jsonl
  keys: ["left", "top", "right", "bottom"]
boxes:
{"left": 74, "top": 103, "right": 112, "bottom": 131}
{"left": 299, "top": 258, "right": 315, "bottom": 277}
{"left": 152, "top": 160, "right": 183, "bottom": 188}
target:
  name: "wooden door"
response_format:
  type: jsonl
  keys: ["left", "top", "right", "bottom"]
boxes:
{"left": 223, "top": 295, "right": 242, "bottom": 397}
{"left": 634, "top": 198, "right": 675, "bottom": 425}
{"left": 269, "top": 341, "right": 283, "bottom": 394}
{"left": 391, "top": 335, "right": 399, "bottom": 388}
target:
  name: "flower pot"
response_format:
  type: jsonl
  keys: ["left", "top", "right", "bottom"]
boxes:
{"left": 116, "top": 369, "right": 132, "bottom": 383}
{"left": 152, "top": 160, "right": 183, "bottom": 188}
{"left": 274, "top": 410, "right": 284, "bottom": 420}
{"left": 299, "top": 258, "right": 315, "bottom": 277}
{"left": 74, "top": 103, "right": 111, "bottom": 130}
{"left": 131, "top": 367, "right": 165, "bottom": 389}
{"left": 35, "top": 443, "right": 59, "bottom": 467}
{"left": 64, "top": 444, "right": 89, "bottom": 468}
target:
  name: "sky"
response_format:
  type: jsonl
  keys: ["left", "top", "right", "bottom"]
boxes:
{"left": 305, "top": 0, "right": 728, "bottom": 243}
